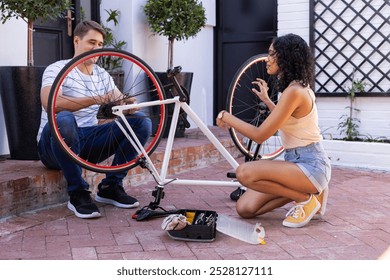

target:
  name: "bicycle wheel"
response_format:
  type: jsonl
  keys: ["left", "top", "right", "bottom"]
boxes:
{"left": 47, "top": 48, "right": 167, "bottom": 173}
{"left": 227, "top": 53, "right": 284, "bottom": 160}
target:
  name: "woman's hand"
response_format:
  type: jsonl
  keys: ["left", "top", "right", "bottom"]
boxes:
{"left": 252, "top": 78, "right": 270, "bottom": 102}
{"left": 216, "top": 110, "right": 230, "bottom": 129}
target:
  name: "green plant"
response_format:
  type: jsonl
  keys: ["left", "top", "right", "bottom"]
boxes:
{"left": 0, "top": 0, "right": 72, "bottom": 66}
{"left": 101, "top": 9, "right": 127, "bottom": 71}
{"left": 103, "top": 9, "right": 126, "bottom": 50}
{"left": 337, "top": 113, "right": 361, "bottom": 141}
{"left": 143, "top": 0, "right": 206, "bottom": 70}
{"left": 359, "top": 134, "right": 390, "bottom": 143}
{"left": 337, "top": 75, "right": 368, "bottom": 141}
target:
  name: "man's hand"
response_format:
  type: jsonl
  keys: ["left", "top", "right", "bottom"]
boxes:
{"left": 122, "top": 96, "right": 139, "bottom": 115}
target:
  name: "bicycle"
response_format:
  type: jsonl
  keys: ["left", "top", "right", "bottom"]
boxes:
{"left": 47, "top": 48, "right": 284, "bottom": 220}
{"left": 226, "top": 53, "right": 285, "bottom": 200}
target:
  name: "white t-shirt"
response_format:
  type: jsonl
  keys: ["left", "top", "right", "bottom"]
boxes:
{"left": 37, "top": 59, "right": 116, "bottom": 142}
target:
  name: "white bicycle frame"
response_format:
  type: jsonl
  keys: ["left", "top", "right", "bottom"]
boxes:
{"left": 112, "top": 96, "right": 242, "bottom": 189}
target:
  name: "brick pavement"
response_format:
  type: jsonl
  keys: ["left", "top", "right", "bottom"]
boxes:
{"left": 0, "top": 161, "right": 389, "bottom": 260}
{"left": 0, "top": 127, "right": 241, "bottom": 218}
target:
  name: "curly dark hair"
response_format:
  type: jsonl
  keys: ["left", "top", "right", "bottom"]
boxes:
{"left": 271, "top": 34, "right": 314, "bottom": 92}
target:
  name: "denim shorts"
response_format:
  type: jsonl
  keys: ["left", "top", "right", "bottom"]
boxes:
{"left": 284, "top": 142, "right": 331, "bottom": 193}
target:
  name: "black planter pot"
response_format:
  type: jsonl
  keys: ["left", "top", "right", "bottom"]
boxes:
{"left": 156, "top": 72, "right": 193, "bottom": 138}
{"left": 0, "top": 66, "right": 45, "bottom": 160}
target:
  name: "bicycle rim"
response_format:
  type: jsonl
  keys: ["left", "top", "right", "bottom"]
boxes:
{"left": 47, "top": 48, "right": 167, "bottom": 173}
{"left": 227, "top": 54, "right": 284, "bottom": 160}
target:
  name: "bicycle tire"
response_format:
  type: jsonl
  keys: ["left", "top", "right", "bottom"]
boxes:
{"left": 227, "top": 53, "right": 284, "bottom": 160}
{"left": 47, "top": 48, "right": 167, "bottom": 173}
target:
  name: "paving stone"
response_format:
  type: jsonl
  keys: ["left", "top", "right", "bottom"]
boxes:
{"left": 0, "top": 127, "right": 389, "bottom": 260}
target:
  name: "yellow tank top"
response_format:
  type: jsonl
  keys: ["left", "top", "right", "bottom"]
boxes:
{"left": 279, "top": 86, "right": 322, "bottom": 149}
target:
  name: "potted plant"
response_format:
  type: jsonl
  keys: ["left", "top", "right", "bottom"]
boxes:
{"left": 0, "top": 0, "right": 72, "bottom": 66}
{"left": 0, "top": 0, "right": 72, "bottom": 160}
{"left": 143, "top": 0, "right": 206, "bottom": 137}
{"left": 144, "top": 0, "right": 206, "bottom": 70}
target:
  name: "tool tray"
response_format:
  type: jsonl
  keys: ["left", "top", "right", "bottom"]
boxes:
{"left": 167, "top": 209, "right": 217, "bottom": 242}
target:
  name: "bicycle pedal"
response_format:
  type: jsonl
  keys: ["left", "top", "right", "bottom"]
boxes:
{"left": 135, "top": 210, "right": 152, "bottom": 221}
{"left": 227, "top": 172, "right": 236, "bottom": 178}
{"left": 230, "top": 187, "right": 246, "bottom": 201}
{"left": 132, "top": 208, "right": 153, "bottom": 221}
{"left": 133, "top": 208, "right": 179, "bottom": 221}
{"left": 132, "top": 207, "right": 145, "bottom": 219}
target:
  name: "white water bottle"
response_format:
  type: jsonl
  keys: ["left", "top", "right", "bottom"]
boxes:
{"left": 216, "top": 214, "right": 265, "bottom": 245}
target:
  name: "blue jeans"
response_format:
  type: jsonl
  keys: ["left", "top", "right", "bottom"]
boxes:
{"left": 284, "top": 142, "right": 331, "bottom": 193}
{"left": 38, "top": 111, "right": 152, "bottom": 193}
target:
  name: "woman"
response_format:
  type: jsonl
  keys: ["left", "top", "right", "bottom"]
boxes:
{"left": 217, "top": 33, "right": 331, "bottom": 228}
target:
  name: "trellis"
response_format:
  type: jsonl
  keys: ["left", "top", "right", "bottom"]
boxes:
{"left": 310, "top": 0, "right": 390, "bottom": 96}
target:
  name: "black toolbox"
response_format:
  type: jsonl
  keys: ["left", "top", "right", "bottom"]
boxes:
{"left": 167, "top": 209, "right": 217, "bottom": 242}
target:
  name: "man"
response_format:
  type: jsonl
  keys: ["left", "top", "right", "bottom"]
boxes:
{"left": 37, "top": 20, "right": 152, "bottom": 219}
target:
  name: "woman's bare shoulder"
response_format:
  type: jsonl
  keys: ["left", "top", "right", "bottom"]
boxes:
{"left": 280, "top": 83, "right": 305, "bottom": 100}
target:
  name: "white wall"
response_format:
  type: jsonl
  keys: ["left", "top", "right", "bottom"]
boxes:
{"left": 102, "top": 0, "right": 390, "bottom": 140}
{"left": 318, "top": 97, "right": 390, "bottom": 140}
{"left": 101, "top": 0, "right": 216, "bottom": 126}
{"left": 0, "top": 18, "right": 27, "bottom": 156}
{"left": 1, "top": 0, "right": 388, "bottom": 156}
{"left": 0, "top": 1, "right": 215, "bottom": 156}
{"left": 278, "top": 0, "right": 390, "bottom": 139}
{"left": 0, "top": 19, "right": 27, "bottom": 66}
{"left": 278, "top": 0, "right": 310, "bottom": 41}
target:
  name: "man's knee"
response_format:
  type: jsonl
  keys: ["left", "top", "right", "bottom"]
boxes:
{"left": 141, "top": 116, "right": 152, "bottom": 136}
{"left": 126, "top": 112, "right": 152, "bottom": 139}
{"left": 56, "top": 111, "right": 77, "bottom": 138}
{"left": 56, "top": 111, "right": 76, "bottom": 128}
